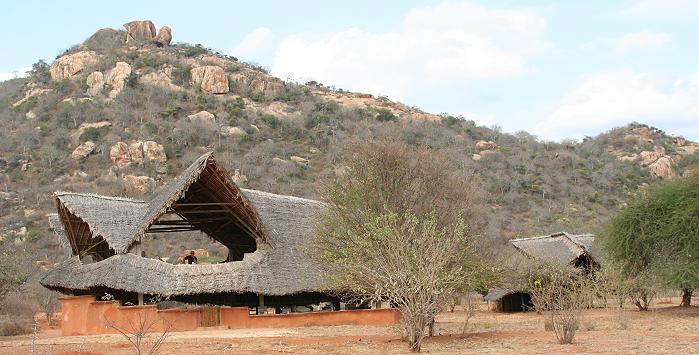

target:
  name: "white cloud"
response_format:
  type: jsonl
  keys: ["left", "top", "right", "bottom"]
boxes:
{"left": 586, "top": 31, "right": 672, "bottom": 54}
{"left": 231, "top": 27, "right": 275, "bottom": 58}
{"left": 622, "top": 0, "right": 699, "bottom": 20}
{"left": 0, "top": 67, "right": 30, "bottom": 82}
{"left": 535, "top": 70, "right": 699, "bottom": 140}
{"left": 271, "top": 2, "right": 548, "bottom": 99}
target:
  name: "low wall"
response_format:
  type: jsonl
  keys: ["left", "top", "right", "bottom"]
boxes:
{"left": 59, "top": 296, "right": 401, "bottom": 336}
{"left": 220, "top": 307, "right": 401, "bottom": 329}
{"left": 59, "top": 296, "right": 199, "bottom": 336}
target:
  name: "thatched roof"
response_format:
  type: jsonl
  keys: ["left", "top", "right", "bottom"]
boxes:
{"left": 483, "top": 288, "right": 527, "bottom": 302}
{"left": 54, "top": 193, "right": 147, "bottom": 254}
{"left": 41, "top": 152, "right": 328, "bottom": 297}
{"left": 510, "top": 232, "right": 596, "bottom": 265}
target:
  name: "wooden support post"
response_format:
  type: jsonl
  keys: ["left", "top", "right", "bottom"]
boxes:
{"left": 257, "top": 294, "right": 265, "bottom": 315}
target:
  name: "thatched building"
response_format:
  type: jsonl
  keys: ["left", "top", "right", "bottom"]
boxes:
{"left": 485, "top": 232, "right": 600, "bottom": 312}
{"left": 41, "top": 152, "right": 336, "bottom": 308}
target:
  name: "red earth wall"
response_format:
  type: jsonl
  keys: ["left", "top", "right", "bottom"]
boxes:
{"left": 59, "top": 296, "right": 401, "bottom": 336}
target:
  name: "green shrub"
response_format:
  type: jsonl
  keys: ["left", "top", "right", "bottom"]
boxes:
{"left": 225, "top": 64, "right": 241, "bottom": 73}
{"left": 260, "top": 114, "right": 280, "bottom": 129}
{"left": 248, "top": 90, "right": 265, "bottom": 102}
{"left": 171, "top": 64, "right": 192, "bottom": 86}
{"left": 183, "top": 44, "right": 209, "bottom": 57}
{"left": 133, "top": 54, "right": 168, "bottom": 69}
{"left": 29, "top": 60, "right": 51, "bottom": 84}
{"left": 376, "top": 108, "right": 397, "bottom": 122}
{"left": 79, "top": 126, "right": 109, "bottom": 142}
{"left": 124, "top": 72, "right": 138, "bottom": 88}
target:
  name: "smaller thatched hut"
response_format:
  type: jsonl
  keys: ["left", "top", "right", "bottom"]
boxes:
{"left": 485, "top": 232, "right": 600, "bottom": 312}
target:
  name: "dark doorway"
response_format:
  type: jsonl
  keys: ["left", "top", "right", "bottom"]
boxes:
{"left": 499, "top": 292, "right": 533, "bottom": 312}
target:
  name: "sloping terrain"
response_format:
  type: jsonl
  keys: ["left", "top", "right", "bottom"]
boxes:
{"left": 1, "top": 21, "right": 698, "bottom": 264}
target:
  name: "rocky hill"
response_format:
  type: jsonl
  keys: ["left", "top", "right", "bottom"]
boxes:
{"left": 1, "top": 20, "right": 698, "bottom": 263}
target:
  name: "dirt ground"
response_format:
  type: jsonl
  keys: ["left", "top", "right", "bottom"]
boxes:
{"left": 1, "top": 297, "right": 697, "bottom": 354}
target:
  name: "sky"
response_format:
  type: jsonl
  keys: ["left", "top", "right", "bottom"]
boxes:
{"left": 1, "top": 0, "right": 699, "bottom": 141}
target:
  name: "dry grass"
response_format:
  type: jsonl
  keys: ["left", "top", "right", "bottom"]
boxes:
{"left": 0, "top": 297, "right": 697, "bottom": 354}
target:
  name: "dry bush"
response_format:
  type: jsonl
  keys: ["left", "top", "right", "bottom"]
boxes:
{"left": 527, "top": 263, "right": 593, "bottom": 344}
{"left": 105, "top": 311, "right": 171, "bottom": 355}
{"left": 0, "top": 315, "right": 32, "bottom": 336}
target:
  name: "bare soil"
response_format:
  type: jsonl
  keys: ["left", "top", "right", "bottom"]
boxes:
{"left": 1, "top": 298, "right": 697, "bottom": 354}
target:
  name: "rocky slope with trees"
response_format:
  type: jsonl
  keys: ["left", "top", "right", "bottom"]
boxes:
{"left": 1, "top": 20, "right": 698, "bottom": 268}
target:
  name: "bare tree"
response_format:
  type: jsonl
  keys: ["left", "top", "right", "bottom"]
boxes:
{"left": 312, "top": 140, "right": 496, "bottom": 352}
{"left": 527, "top": 263, "right": 593, "bottom": 344}
{"left": 104, "top": 311, "right": 172, "bottom": 355}
{"left": 38, "top": 288, "right": 59, "bottom": 326}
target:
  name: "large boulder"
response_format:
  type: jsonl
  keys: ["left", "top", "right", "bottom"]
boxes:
{"left": 110, "top": 140, "right": 166, "bottom": 168}
{"left": 231, "top": 169, "right": 247, "bottom": 185}
{"left": 191, "top": 66, "right": 229, "bottom": 94}
{"left": 649, "top": 156, "right": 675, "bottom": 180}
{"left": 104, "top": 62, "right": 132, "bottom": 98}
{"left": 110, "top": 142, "right": 131, "bottom": 168}
{"left": 50, "top": 51, "right": 101, "bottom": 80}
{"left": 143, "top": 141, "right": 166, "bottom": 164}
{"left": 187, "top": 110, "right": 216, "bottom": 124}
{"left": 123, "top": 20, "right": 156, "bottom": 43}
{"left": 640, "top": 146, "right": 665, "bottom": 166}
{"left": 86, "top": 71, "right": 104, "bottom": 96}
{"left": 220, "top": 126, "right": 246, "bottom": 137}
{"left": 475, "top": 140, "right": 498, "bottom": 151}
{"left": 290, "top": 156, "right": 309, "bottom": 166}
{"left": 71, "top": 141, "right": 96, "bottom": 160}
{"left": 84, "top": 28, "right": 123, "bottom": 51}
{"left": 231, "top": 69, "right": 283, "bottom": 96}
{"left": 154, "top": 26, "right": 172, "bottom": 46}
{"left": 128, "top": 142, "right": 144, "bottom": 165}
{"left": 123, "top": 175, "right": 156, "bottom": 195}
{"left": 141, "top": 67, "right": 182, "bottom": 91}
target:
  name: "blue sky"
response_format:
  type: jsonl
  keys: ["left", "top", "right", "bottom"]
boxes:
{"left": 2, "top": 0, "right": 699, "bottom": 140}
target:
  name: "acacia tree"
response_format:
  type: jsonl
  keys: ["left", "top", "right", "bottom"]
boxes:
{"left": 312, "top": 140, "right": 496, "bottom": 352}
{"left": 602, "top": 168, "right": 699, "bottom": 307}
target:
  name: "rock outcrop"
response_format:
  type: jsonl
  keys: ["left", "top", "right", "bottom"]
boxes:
{"left": 187, "top": 110, "right": 216, "bottom": 123}
{"left": 220, "top": 126, "right": 246, "bottom": 137}
{"left": 50, "top": 51, "right": 101, "bottom": 80}
{"left": 124, "top": 20, "right": 156, "bottom": 43}
{"left": 72, "top": 121, "right": 111, "bottom": 143}
{"left": 290, "top": 156, "right": 309, "bottom": 166}
{"left": 12, "top": 88, "right": 51, "bottom": 107}
{"left": 71, "top": 141, "right": 96, "bottom": 160}
{"left": 191, "top": 66, "right": 229, "bottom": 94}
{"left": 104, "top": 62, "right": 132, "bottom": 98}
{"left": 231, "top": 69, "right": 283, "bottom": 96}
{"left": 123, "top": 175, "right": 156, "bottom": 195}
{"left": 640, "top": 146, "right": 666, "bottom": 166}
{"left": 110, "top": 141, "right": 167, "bottom": 169}
{"left": 143, "top": 141, "right": 167, "bottom": 165}
{"left": 86, "top": 71, "right": 104, "bottom": 96}
{"left": 475, "top": 140, "right": 498, "bottom": 151}
{"left": 84, "top": 28, "right": 123, "bottom": 51}
{"left": 231, "top": 169, "right": 247, "bottom": 185}
{"left": 140, "top": 67, "right": 182, "bottom": 91}
{"left": 155, "top": 26, "right": 172, "bottom": 46}
{"left": 110, "top": 142, "right": 130, "bottom": 168}
{"left": 649, "top": 156, "right": 675, "bottom": 180}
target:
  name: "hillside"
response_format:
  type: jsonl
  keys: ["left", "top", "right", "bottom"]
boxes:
{"left": 1, "top": 20, "right": 698, "bottom": 264}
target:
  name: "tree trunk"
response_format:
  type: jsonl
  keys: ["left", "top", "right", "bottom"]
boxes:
{"left": 680, "top": 289, "right": 692, "bottom": 307}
